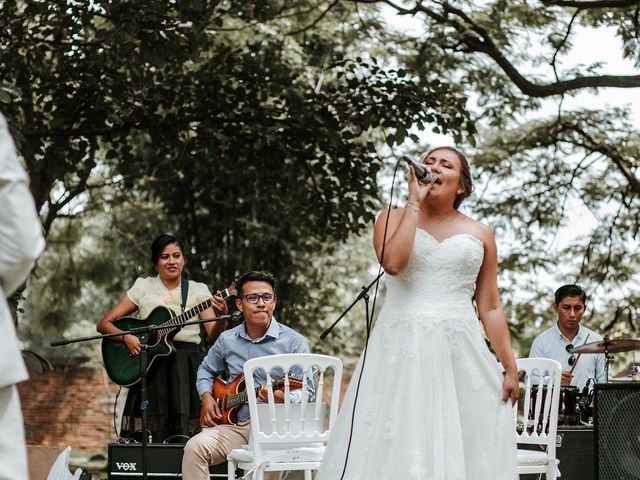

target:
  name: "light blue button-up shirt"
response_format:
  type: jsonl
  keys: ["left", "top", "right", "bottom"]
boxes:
{"left": 529, "top": 322, "right": 606, "bottom": 390}
{"left": 196, "top": 317, "right": 311, "bottom": 422}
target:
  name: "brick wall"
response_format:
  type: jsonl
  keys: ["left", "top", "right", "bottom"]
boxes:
{"left": 17, "top": 361, "right": 354, "bottom": 453}
{"left": 18, "top": 365, "right": 120, "bottom": 451}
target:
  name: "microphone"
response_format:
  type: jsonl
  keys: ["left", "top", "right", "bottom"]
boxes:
{"left": 401, "top": 156, "right": 434, "bottom": 184}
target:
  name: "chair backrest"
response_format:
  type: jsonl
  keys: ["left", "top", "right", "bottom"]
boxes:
{"left": 515, "top": 358, "right": 562, "bottom": 451}
{"left": 248, "top": 402, "right": 328, "bottom": 450}
{"left": 243, "top": 353, "right": 343, "bottom": 453}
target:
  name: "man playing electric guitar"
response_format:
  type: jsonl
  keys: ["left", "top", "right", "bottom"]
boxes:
{"left": 182, "top": 271, "right": 310, "bottom": 480}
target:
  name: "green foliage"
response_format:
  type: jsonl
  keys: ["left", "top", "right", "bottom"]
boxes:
{"left": 3, "top": 0, "right": 474, "bottom": 358}
{"left": 9, "top": 0, "right": 639, "bottom": 368}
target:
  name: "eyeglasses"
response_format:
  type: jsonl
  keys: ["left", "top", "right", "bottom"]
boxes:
{"left": 242, "top": 293, "right": 277, "bottom": 304}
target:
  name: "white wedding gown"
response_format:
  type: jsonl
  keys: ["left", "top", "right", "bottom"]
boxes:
{"left": 317, "top": 229, "right": 517, "bottom": 480}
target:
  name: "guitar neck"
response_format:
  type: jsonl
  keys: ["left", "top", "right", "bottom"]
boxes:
{"left": 222, "top": 378, "right": 302, "bottom": 409}
{"left": 162, "top": 284, "right": 234, "bottom": 330}
{"left": 162, "top": 298, "right": 213, "bottom": 329}
{"left": 223, "top": 388, "right": 256, "bottom": 409}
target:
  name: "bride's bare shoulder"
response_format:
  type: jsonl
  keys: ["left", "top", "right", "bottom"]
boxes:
{"left": 460, "top": 216, "right": 495, "bottom": 243}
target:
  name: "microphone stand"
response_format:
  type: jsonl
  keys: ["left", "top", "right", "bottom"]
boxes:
{"left": 51, "top": 313, "right": 234, "bottom": 480}
{"left": 320, "top": 271, "right": 384, "bottom": 340}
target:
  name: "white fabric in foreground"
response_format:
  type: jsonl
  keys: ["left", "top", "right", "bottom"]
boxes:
{"left": 47, "top": 446, "right": 83, "bottom": 480}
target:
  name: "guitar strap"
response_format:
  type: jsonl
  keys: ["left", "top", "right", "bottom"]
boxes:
{"left": 180, "top": 277, "right": 189, "bottom": 313}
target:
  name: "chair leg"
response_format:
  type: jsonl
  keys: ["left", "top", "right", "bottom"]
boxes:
{"left": 304, "top": 469, "right": 312, "bottom": 480}
{"left": 227, "top": 459, "right": 236, "bottom": 480}
{"left": 253, "top": 464, "right": 264, "bottom": 480}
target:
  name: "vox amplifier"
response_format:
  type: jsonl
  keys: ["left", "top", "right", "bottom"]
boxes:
{"left": 107, "top": 443, "right": 227, "bottom": 479}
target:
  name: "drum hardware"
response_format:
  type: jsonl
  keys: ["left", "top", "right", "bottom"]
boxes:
{"left": 559, "top": 385, "right": 591, "bottom": 426}
{"left": 569, "top": 336, "right": 640, "bottom": 382}
{"left": 523, "top": 384, "right": 589, "bottom": 430}
{"left": 571, "top": 337, "right": 640, "bottom": 354}
{"left": 529, "top": 383, "right": 594, "bottom": 427}
{"left": 560, "top": 386, "right": 578, "bottom": 425}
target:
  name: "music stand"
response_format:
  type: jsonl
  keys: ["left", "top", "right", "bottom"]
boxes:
{"left": 51, "top": 314, "right": 233, "bottom": 480}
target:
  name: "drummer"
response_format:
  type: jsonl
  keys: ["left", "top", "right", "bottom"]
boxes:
{"left": 529, "top": 284, "right": 606, "bottom": 389}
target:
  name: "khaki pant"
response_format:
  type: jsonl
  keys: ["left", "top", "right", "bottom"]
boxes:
{"left": 182, "top": 423, "right": 281, "bottom": 480}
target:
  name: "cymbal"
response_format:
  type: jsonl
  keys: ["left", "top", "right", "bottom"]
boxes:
{"left": 572, "top": 338, "right": 640, "bottom": 354}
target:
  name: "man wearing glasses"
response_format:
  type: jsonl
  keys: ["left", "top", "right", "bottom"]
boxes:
{"left": 529, "top": 284, "right": 606, "bottom": 389}
{"left": 182, "top": 270, "right": 310, "bottom": 480}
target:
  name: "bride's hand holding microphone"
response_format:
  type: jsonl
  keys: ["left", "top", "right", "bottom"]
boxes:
{"left": 374, "top": 155, "right": 436, "bottom": 274}
{"left": 403, "top": 156, "right": 435, "bottom": 207}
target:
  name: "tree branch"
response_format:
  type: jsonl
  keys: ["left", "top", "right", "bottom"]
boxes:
{"left": 558, "top": 121, "right": 640, "bottom": 193}
{"left": 22, "top": 115, "right": 212, "bottom": 139}
{"left": 376, "top": 0, "right": 640, "bottom": 96}
{"left": 551, "top": 10, "right": 580, "bottom": 82}
{"left": 42, "top": 165, "right": 94, "bottom": 235}
{"left": 541, "top": 0, "right": 640, "bottom": 9}
{"left": 288, "top": 0, "right": 341, "bottom": 35}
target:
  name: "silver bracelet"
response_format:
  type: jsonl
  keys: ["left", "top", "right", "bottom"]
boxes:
{"left": 405, "top": 201, "right": 420, "bottom": 213}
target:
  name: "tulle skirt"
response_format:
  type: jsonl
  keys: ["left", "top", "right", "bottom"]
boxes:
{"left": 316, "top": 314, "right": 518, "bottom": 480}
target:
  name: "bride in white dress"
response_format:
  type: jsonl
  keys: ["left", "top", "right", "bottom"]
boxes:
{"left": 317, "top": 147, "right": 519, "bottom": 480}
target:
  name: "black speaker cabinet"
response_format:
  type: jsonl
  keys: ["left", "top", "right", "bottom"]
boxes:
{"left": 108, "top": 443, "right": 228, "bottom": 479}
{"left": 595, "top": 382, "right": 640, "bottom": 480}
{"left": 557, "top": 426, "right": 595, "bottom": 480}
{"left": 521, "top": 426, "right": 594, "bottom": 480}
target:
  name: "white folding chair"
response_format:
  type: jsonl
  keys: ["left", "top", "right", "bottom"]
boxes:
{"left": 227, "top": 353, "right": 343, "bottom": 480}
{"left": 515, "top": 357, "right": 562, "bottom": 480}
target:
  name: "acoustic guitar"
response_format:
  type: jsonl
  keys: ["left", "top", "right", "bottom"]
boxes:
{"left": 201, "top": 373, "right": 303, "bottom": 426}
{"left": 101, "top": 283, "right": 237, "bottom": 386}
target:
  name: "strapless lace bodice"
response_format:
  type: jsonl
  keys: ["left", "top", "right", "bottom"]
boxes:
{"left": 378, "top": 229, "right": 484, "bottom": 332}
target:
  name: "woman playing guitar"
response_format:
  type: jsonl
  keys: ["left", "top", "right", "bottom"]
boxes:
{"left": 96, "top": 234, "right": 231, "bottom": 443}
